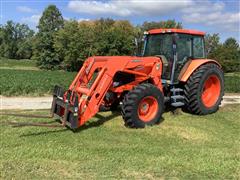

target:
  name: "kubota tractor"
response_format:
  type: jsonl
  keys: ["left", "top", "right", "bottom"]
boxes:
{"left": 51, "top": 28, "right": 224, "bottom": 129}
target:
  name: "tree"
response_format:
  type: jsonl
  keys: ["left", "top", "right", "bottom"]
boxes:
{"left": 32, "top": 5, "right": 64, "bottom": 69}
{"left": 16, "top": 35, "right": 34, "bottom": 59}
{"left": 141, "top": 20, "right": 182, "bottom": 31}
{"left": 93, "top": 19, "right": 135, "bottom": 56}
{"left": 223, "top": 37, "right": 239, "bottom": 49}
{"left": 207, "top": 37, "right": 240, "bottom": 72}
{"left": 205, "top": 33, "right": 221, "bottom": 55}
{"left": 54, "top": 18, "right": 135, "bottom": 71}
{"left": 54, "top": 20, "right": 95, "bottom": 71}
{"left": 93, "top": 18, "right": 117, "bottom": 55}
{"left": 221, "top": 37, "right": 240, "bottom": 72}
{"left": 110, "top": 20, "right": 135, "bottom": 55}
{"left": 0, "top": 21, "right": 34, "bottom": 59}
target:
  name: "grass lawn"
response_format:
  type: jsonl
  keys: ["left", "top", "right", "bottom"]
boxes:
{"left": 0, "top": 105, "right": 239, "bottom": 179}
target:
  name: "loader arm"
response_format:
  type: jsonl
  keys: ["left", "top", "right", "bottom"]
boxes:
{"left": 51, "top": 56, "right": 162, "bottom": 129}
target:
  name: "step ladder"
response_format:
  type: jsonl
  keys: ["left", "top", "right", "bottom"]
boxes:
{"left": 170, "top": 88, "right": 185, "bottom": 107}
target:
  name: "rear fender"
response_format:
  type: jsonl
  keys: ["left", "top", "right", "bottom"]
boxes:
{"left": 178, "top": 59, "right": 221, "bottom": 82}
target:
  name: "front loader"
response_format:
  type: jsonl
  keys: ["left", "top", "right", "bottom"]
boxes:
{"left": 51, "top": 28, "right": 224, "bottom": 129}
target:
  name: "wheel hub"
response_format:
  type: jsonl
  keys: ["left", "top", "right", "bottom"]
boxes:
{"left": 140, "top": 103, "right": 149, "bottom": 114}
{"left": 138, "top": 96, "right": 158, "bottom": 122}
{"left": 201, "top": 74, "right": 221, "bottom": 108}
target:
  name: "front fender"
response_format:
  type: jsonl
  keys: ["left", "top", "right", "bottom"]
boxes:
{"left": 178, "top": 59, "right": 221, "bottom": 82}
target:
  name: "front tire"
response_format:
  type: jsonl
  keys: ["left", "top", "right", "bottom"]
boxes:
{"left": 184, "top": 63, "right": 224, "bottom": 115}
{"left": 121, "top": 83, "right": 164, "bottom": 128}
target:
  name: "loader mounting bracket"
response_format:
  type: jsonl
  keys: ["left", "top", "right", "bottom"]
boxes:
{"left": 51, "top": 85, "right": 79, "bottom": 129}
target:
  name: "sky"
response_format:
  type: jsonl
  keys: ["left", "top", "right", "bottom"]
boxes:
{"left": 0, "top": 0, "right": 239, "bottom": 42}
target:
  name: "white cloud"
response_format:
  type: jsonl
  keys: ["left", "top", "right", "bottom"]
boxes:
{"left": 182, "top": 1, "right": 240, "bottom": 31}
{"left": 63, "top": 16, "right": 70, "bottom": 21}
{"left": 78, "top": 18, "right": 90, "bottom": 22}
{"left": 68, "top": 0, "right": 192, "bottom": 17}
{"left": 67, "top": 0, "right": 239, "bottom": 34}
{"left": 21, "top": 14, "right": 41, "bottom": 24}
{"left": 182, "top": 1, "right": 225, "bottom": 14}
{"left": 17, "top": 6, "right": 37, "bottom": 13}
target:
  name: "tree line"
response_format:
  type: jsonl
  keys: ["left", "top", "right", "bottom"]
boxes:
{"left": 0, "top": 5, "right": 239, "bottom": 72}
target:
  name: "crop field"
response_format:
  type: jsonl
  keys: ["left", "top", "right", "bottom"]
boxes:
{"left": 224, "top": 72, "right": 240, "bottom": 93}
{"left": 0, "top": 58, "right": 239, "bottom": 96}
{"left": 0, "top": 105, "right": 239, "bottom": 179}
{"left": 0, "top": 69, "right": 77, "bottom": 96}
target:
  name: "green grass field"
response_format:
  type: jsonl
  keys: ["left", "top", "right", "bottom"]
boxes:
{"left": 0, "top": 105, "right": 239, "bottom": 179}
{"left": 0, "top": 58, "right": 239, "bottom": 96}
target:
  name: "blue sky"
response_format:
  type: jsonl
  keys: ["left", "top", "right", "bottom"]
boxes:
{"left": 0, "top": 0, "right": 239, "bottom": 41}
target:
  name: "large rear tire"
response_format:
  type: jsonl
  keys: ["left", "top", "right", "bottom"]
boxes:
{"left": 121, "top": 83, "right": 164, "bottom": 128}
{"left": 184, "top": 63, "right": 224, "bottom": 115}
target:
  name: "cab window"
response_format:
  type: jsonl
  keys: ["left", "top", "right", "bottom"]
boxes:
{"left": 176, "top": 34, "right": 192, "bottom": 63}
{"left": 193, "top": 36, "right": 205, "bottom": 58}
{"left": 144, "top": 34, "right": 173, "bottom": 60}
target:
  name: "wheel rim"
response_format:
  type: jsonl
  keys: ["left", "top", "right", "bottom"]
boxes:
{"left": 138, "top": 96, "right": 158, "bottom": 122}
{"left": 201, "top": 75, "right": 221, "bottom": 108}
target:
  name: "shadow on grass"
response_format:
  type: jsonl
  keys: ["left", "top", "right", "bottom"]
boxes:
{"left": 4, "top": 105, "right": 168, "bottom": 136}
{"left": 19, "top": 128, "right": 68, "bottom": 137}
{"left": 163, "top": 103, "right": 184, "bottom": 116}
{"left": 0, "top": 113, "right": 52, "bottom": 119}
{"left": 73, "top": 111, "right": 121, "bottom": 133}
{"left": 7, "top": 111, "right": 120, "bottom": 137}
{"left": 1, "top": 120, "right": 58, "bottom": 127}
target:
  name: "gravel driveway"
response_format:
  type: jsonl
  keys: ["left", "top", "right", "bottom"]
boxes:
{"left": 1, "top": 94, "right": 240, "bottom": 110}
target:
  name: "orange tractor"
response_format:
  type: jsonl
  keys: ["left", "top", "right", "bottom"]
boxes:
{"left": 51, "top": 28, "right": 224, "bottom": 129}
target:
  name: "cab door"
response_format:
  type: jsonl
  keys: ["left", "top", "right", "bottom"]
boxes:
{"left": 173, "top": 34, "right": 205, "bottom": 82}
{"left": 173, "top": 34, "right": 192, "bottom": 82}
{"left": 143, "top": 34, "right": 174, "bottom": 80}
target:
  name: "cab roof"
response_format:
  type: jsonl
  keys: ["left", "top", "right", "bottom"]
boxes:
{"left": 147, "top": 28, "right": 205, "bottom": 36}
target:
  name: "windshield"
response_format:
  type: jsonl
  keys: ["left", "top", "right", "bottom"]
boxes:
{"left": 143, "top": 34, "right": 173, "bottom": 80}
{"left": 142, "top": 33, "right": 205, "bottom": 81}
{"left": 143, "top": 34, "right": 173, "bottom": 60}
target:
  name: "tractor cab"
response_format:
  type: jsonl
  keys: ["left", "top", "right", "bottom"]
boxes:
{"left": 142, "top": 29, "right": 206, "bottom": 84}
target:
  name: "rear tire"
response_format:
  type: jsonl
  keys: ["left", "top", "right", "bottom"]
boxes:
{"left": 184, "top": 63, "right": 224, "bottom": 115}
{"left": 121, "top": 83, "right": 164, "bottom": 128}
